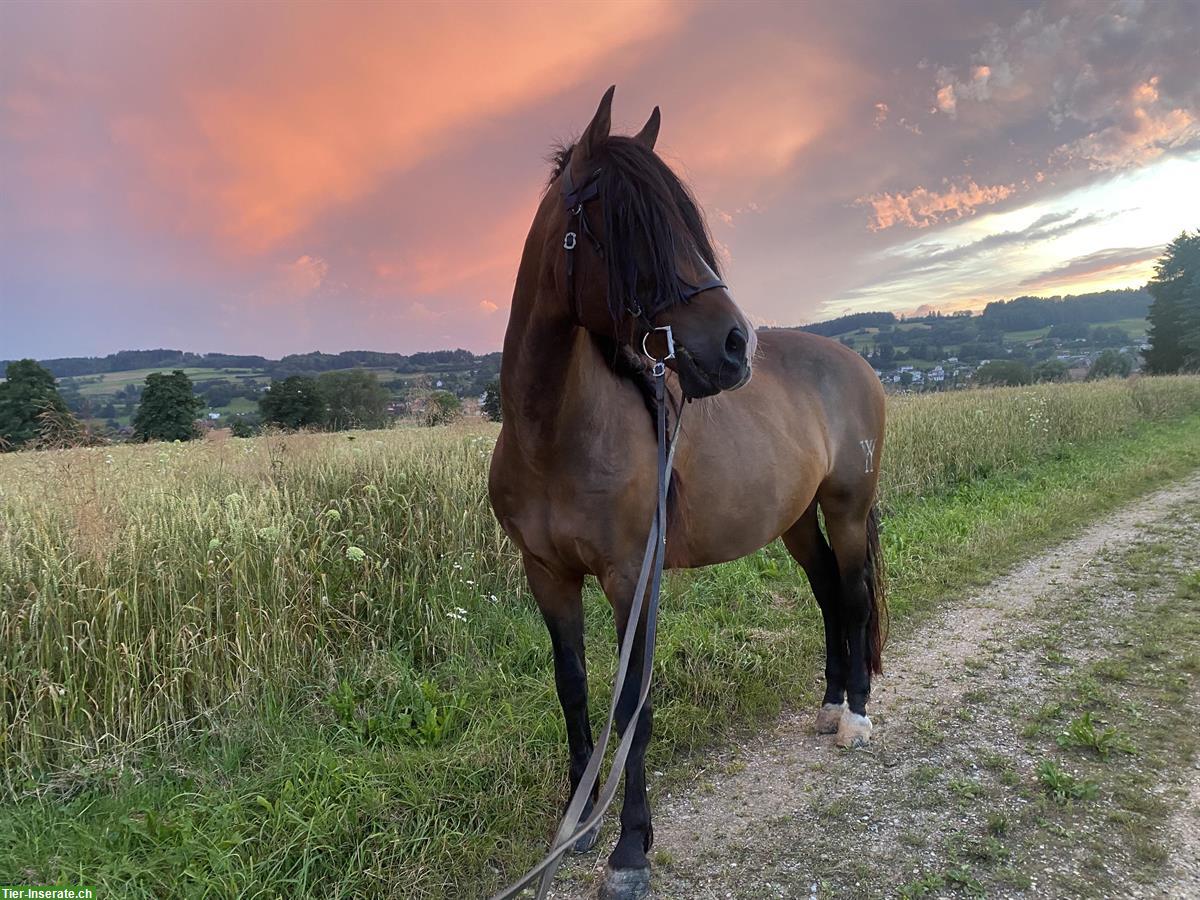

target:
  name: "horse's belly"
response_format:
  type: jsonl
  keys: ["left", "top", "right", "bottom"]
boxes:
{"left": 665, "top": 483, "right": 807, "bottom": 569}
{"left": 666, "top": 429, "right": 825, "bottom": 569}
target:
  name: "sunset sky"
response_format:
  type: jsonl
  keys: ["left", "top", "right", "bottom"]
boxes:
{"left": 2, "top": 0, "right": 1198, "bottom": 360}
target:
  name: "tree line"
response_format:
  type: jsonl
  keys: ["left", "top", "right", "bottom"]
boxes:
{"left": 979, "top": 288, "right": 1150, "bottom": 331}
{"left": 0, "top": 347, "right": 501, "bottom": 381}
{"left": 1, "top": 363, "right": 503, "bottom": 451}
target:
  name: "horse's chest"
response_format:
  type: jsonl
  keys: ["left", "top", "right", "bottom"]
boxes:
{"left": 489, "top": 446, "right": 649, "bottom": 573}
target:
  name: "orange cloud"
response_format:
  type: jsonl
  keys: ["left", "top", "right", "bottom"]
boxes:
{"left": 858, "top": 178, "right": 1015, "bottom": 230}
{"left": 654, "top": 33, "right": 857, "bottom": 190}
{"left": 94, "top": 1, "right": 686, "bottom": 255}
{"left": 247, "top": 254, "right": 329, "bottom": 307}
{"left": 935, "top": 83, "right": 956, "bottom": 115}
{"left": 368, "top": 201, "right": 534, "bottom": 300}
{"left": 1054, "top": 76, "right": 1198, "bottom": 172}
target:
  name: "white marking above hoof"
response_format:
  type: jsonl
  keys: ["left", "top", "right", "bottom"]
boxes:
{"left": 815, "top": 702, "right": 845, "bottom": 734}
{"left": 835, "top": 712, "right": 873, "bottom": 749}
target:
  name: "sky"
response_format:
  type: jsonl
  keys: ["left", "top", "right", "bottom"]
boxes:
{"left": 2, "top": 0, "right": 1198, "bottom": 360}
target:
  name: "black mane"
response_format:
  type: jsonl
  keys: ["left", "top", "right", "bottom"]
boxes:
{"left": 549, "top": 137, "right": 721, "bottom": 324}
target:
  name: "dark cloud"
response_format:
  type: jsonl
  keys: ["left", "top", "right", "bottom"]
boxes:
{"left": 923, "top": 210, "right": 1115, "bottom": 265}
{"left": 1020, "top": 244, "right": 1166, "bottom": 289}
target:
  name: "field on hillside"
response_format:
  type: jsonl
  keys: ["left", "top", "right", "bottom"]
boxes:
{"left": 3, "top": 376, "right": 1200, "bottom": 897}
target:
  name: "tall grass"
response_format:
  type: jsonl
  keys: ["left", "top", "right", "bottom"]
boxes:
{"left": 3, "top": 376, "right": 1200, "bottom": 895}
{"left": 882, "top": 376, "right": 1200, "bottom": 495}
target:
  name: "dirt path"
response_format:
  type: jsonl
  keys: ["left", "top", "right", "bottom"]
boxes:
{"left": 551, "top": 473, "right": 1200, "bottom": 899}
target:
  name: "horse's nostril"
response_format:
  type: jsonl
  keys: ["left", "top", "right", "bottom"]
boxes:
{"left": 725, "top": 327, "right": 747, "bottom": 359}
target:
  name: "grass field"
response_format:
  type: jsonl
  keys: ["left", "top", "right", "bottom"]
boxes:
{"left": 833, "top": 316, "right": 1147, "bottom": 357}
{"left": 3, "top": 376, "right": 1200, "bottom": 896}
{"left": 61, "top": 366, "right": 268, "bottom": 397}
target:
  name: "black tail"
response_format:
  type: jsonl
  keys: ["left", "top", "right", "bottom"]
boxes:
{"left": 865, "top": 502, "right": 888, "bottom": 675}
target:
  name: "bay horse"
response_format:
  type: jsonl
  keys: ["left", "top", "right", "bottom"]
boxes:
{"left": 488, "top": 87, "right": 887, "bottom": 899}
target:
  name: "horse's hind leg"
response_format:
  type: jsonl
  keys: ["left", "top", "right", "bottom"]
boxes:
{"left": 782, "top": 500, "right": 848, "bottom": 735}
{"left": 525, "top": 556, "right": 600, "bottom": 852}
{"left": 820, "top": 494, "right": 884, "bottom": 749}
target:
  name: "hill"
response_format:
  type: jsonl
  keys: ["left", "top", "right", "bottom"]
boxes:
{"left": 792, "top": 288, "right": 1150, "bottom": 386}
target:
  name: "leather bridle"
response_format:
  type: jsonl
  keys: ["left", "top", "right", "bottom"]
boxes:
{"left": 560, "top": 163, "right": 727, "bottom": 336}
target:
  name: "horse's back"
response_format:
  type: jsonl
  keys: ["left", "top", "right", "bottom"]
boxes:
{"left": 700, "top": 327, "right": 884, "bottom": 457}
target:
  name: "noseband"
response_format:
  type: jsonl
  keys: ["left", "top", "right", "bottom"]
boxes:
{"left": 560, "top": 163, "right": 726, "bottom": 329}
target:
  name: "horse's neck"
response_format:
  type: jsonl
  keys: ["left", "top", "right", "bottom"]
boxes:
{"left": 501, "top": 288, "right": 635, "bottom": 464}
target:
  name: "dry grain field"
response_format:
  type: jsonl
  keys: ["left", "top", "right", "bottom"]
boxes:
{"left": 3, "top": 377, "right": 1200, "bottom": 898}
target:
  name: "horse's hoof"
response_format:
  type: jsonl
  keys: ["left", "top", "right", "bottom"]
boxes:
{"left": 572, "top": 822, "right": 601, "bottom": 853}
{"left": 600, "top": 865, "right": 652, "bottom": 900}
{"left": 815, "top": 701, "right": 845, "bottom": 734}
{"left": 835, "top": 712, "right": 872, "bottom": 749}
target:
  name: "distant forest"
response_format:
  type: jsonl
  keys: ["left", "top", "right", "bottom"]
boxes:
{"left": 1, "top": 348, "right": 502, "bottom": 380}
{"left": 3, "top": 288, "right": 1150, "bottom": 380}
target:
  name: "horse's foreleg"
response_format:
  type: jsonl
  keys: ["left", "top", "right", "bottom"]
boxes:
{"left": 525, "top": 557, "right": 599, "bottom": 852}
{"left": 599, "top": 575, "right": 654, "bottom": 899}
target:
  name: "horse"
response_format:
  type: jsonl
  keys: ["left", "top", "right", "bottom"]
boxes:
{"left": 488, "top": 86, "right": 887, "bottom": 899}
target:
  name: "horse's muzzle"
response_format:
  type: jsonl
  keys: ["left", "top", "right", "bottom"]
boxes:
{"left": 675, "top": 347, "right": 751, "bottom": 398}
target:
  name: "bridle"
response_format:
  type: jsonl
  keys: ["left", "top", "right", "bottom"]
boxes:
{"left": 559, "top": 162, "right": 727, "bottom": 367}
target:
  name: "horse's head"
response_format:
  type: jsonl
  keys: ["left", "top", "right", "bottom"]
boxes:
{"left": 546, "top": 86, "right": 755, "bottom": 399}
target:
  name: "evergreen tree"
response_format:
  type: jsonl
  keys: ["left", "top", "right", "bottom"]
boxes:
{"left": 1145, "top": 231, "right": 1200, "bottom": 374}
{"left": 0, "top": 359, "right": 73, "bottom": 450}
{"left": 481, "top": 378, "right": 502, "bottom": 422}
{"left": 132, "top": 370, "right": 205, "bottom": 442}
{"left": 259, "top": 375, "right": 325, "bottom": 429}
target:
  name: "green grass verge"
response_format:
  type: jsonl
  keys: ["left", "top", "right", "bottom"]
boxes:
{"left": 3, "top": 409, "right": 1200, "bottom": 897}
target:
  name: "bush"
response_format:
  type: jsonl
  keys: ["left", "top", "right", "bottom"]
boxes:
{"left": 1087, "top": 349, "right": 1133, "bottom": 380}
{"left": 1032, "top": 360, "right": 1070, "bottom": 383}
{"left": 425, "top": 391, "right": 462, "bottom": 426}
{"left": 976, "top": 360, "right": 1032, "bottom": 387}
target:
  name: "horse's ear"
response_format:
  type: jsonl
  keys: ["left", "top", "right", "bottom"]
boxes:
{"left": 576, "top": 85, "right": 615, "bottom": 162}
{"left": 633, "top": 106, "right": 660, "bottom": 150}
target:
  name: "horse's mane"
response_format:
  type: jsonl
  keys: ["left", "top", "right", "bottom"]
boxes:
{"left": 548, "top": 137, "right": 721, "bottom": 324}
{"left": 547, "top": 139, "right": 700, "bottom": 512}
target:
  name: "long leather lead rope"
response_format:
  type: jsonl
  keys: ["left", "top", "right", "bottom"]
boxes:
{"left": 492, "top": 359, "right": 682, "bottom": 900}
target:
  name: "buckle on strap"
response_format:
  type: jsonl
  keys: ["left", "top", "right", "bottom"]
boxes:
{"left": 563, "top": 232, "right": 577, "bottom": 250}
{"left": 642, "top": 325, "right": 675, "bottom": 370}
